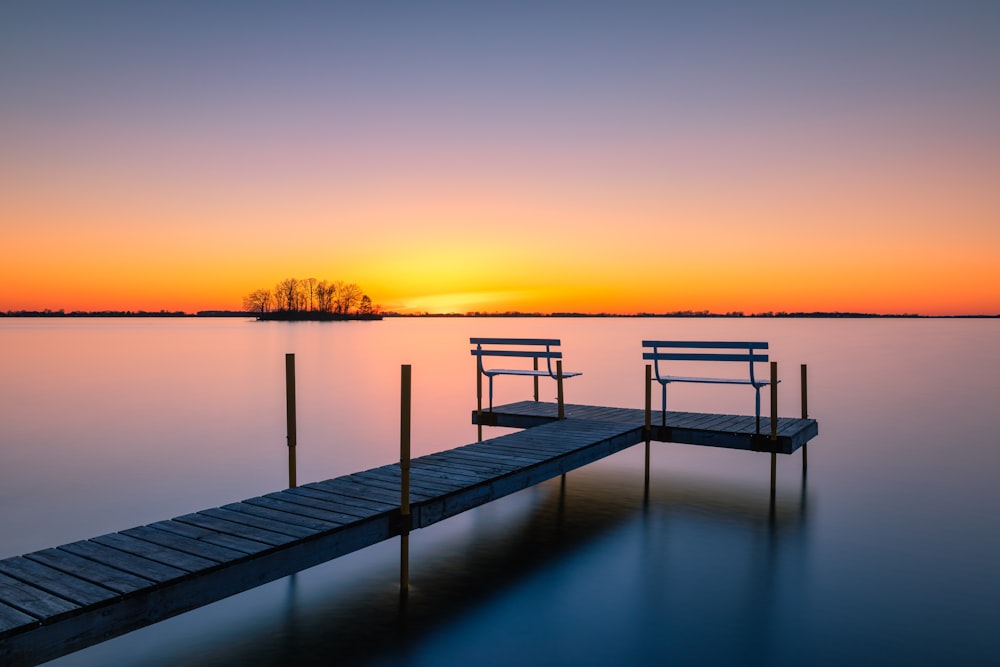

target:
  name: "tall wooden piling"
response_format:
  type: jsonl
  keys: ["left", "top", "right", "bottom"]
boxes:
{"left": 400, "top": 364, "right": 412, "bottom": 593}
{"left": 476, "top": 361, "right": 483, "bottom": 442}
{"left": 769, "top": 361, "right": 778, "bottom": 441}
{"left": 644, "top": 364, "right": 652, "bottom": 489}
{"left": 285, "top": 353, "right": 297, "bottom": 489}
{"left": 556, "top": 360, "right": 565, "bottom": 420}
{"left": 801, "top": 363, "right": 808, "bottom": 473}
{"left": 533, "top": 357, "right": 540, "bottom": 401}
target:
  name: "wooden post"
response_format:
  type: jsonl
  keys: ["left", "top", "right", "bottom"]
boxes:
{"left": 400, "top": 365, "right": 411, "bottom": 593}
{"left": 644, "top": 364, "right": 651, "bottom": 489}
{"left": 770, "top": 361, "right": 778, "bottom": 441}
{"left": 285, "top": 353, "right": 297, "bottom": 489}
{"left": 476, "top": 360, "right": 483, "bottom": 442}
{"left": 801, "top": 363, "right": 808, "bottom": 473}
{"left": 556, "top": 360, "right": 565, "bottom": 420}
{"left": 533, "top": 357, "right": 539, "bottom": 401}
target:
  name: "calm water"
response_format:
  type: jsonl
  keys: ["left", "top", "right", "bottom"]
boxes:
{"left": 1, "top": 317, "right": 998, "bottom": 666}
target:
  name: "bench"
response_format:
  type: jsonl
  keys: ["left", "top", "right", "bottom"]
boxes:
{"left": 471, "top": 338, "right": 582, "bottom": 416}
{"left": 642, "top": 340, "right": 778, "bottom": 433}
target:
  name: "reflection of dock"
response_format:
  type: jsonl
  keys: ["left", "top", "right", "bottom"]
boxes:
{"left": 0, "top": 403, "right": 817, "bottom": 666}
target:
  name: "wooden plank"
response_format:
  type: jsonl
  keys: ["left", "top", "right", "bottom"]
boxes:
{"left": 60, "top": 540, "right": 187, "bottom": 584}
{"left": 409, "top": 461, "right": 491, "bottom": 486}
{"left": 25, "top": 548, "right": 154, "bottom": 595}
{"left": 172, "top": 512, "right": 299, "bottom": 547}
{"left": 0, "top": 557, "right": 117, "bottom": 607}
{"left": 215, "top": 503, "right": 336, "bottom": 533}
{"left": 309, "top": 478, "right": 407, "bottom": 505}
{"left": 121, "top": 526, "right": 248, "bottom": 563}
{"left": 197, "top": 508, "right": 317, "bottom": 539}
{"left": 360, "top": 466, "right": 464, "bottom": 494}
{"left": 285, "top": 485, "right": 398, "bottom": 513}
{"left": 269, "top": 489, "right": 385, "bottom": 519}
{"left": 92, "top": 533, "right": 219, "bottom": 573}
{"left": 340, "top": 471, "right": 430, "bottom": 497}
{"left": 243, "top": 496, "right": 358, "bottom": 525}
{"left": 0, "top": 571, "right": 78, "bottom": 619}
{"left": 0, "top": 600, "right": 37, "bottom": 633}
{"left": 145, "top": 520, "right": 272, "bottom": 555}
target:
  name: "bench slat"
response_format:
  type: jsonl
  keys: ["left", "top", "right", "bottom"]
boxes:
{"left": 470, "top": 338, "right": 562, "bottom": 346}
{"left": 482, "top": 369, "right": 582, "bottom": 378}
{"left": 471, "top": 350, "right": 563, "bottom": 359}
{"left": 643, "top": 352, "right": 768, "bottom": 363}
{"left": 658, "top": 375, "right": 771, "bottom": 385}
{"left": 642, "top": 340, "right": 768, "bottom": 350}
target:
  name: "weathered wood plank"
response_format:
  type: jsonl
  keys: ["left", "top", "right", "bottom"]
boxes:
{"left": 59, "top": 540, "right": 187, "bottom": 584}
{"left": 244, "top": 496, "right": 358, "bottom": 525}
{"left": 309, "top": 478, "right": 406, "bottom": 505}
{"left": 144, "top": 520, "right": 273, "bottom": 556}
{"left": 172, "top": 512, "right": 299, "bottom": 546}
{"left": 0, "top": 571, "right": 78, "bottom": 619}
{"left": 92, "top": 533, "right": 218, "bottom": 573}
{"left": 197, "top": 507, "right": 317, "bottom": 539}
{"left": 268, "top": 489, "right": 384, "bottom": 519}
{"left": 121, "top": 525, "right": 248, "bottom": 563}
{"left": 25, "top": 548, "right": 154, "bottom": 595}
{"left": 0, "top": 600, "right": 37, "bottom": 633}
{"left": 288, "top": 485, "right": 398, "bottom": 513}
{"left": 214, "top": 504, "right": 334, "bottom": 534}
{"left": 0, "top": 557, "right": 117, "bottom": 607}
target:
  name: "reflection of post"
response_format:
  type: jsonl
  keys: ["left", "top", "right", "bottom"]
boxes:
{"left": 400, "top": 365, "right": 411, "bottom": 593}
{"left": 285, "top": 353, "right": 297, "bottom": 489}
{"left": 801, "top": 364, "right": 808, "bottom": 473}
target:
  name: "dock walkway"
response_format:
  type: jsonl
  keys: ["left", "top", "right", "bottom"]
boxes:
{"left": 1, "top": 402, "right": 816, "bottom": 666}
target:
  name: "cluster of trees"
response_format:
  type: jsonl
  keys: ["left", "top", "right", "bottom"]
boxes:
{"left": 243, "top": 278, "right": 380, "bottom": 316}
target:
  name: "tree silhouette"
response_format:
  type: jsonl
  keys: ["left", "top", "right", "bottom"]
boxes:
{"left": 243, "top": 277, "right": 379, "bottom": 316}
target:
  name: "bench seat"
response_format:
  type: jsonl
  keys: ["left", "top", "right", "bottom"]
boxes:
{"left": 471, "top": 338, "right": 581, "bottom": 414}
{"left": 642, "top": 340, "right": 776, "bottom": 432}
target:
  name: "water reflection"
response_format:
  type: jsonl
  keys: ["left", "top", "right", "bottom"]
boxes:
{"left": 111, "top": 460, "right": 810, "bottom": 667}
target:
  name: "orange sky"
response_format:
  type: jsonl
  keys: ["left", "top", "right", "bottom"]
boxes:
{"left": 2, "top": 3, "right": 999, "bottom": 315}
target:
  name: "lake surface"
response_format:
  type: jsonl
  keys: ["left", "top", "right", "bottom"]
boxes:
{"left": 2, "top": 317, "right": 998, "bottom": 666}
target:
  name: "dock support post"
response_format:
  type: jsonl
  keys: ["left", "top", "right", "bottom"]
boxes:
{"left": 801, "top": 364, "right": 808, "bottom": 473}
{"left": 285, "top": 353, "right": 297, "bottom": 489}
{"left": 644, "top": 364, "right": 651, "bottom": 490}
{"left": 400, "top": 365, "right": 411, "bottom": 593}
{"left": 556, "top": 360, "right": 565, "bottom": 420}
{"left": 770, "top": 361, "right": 778, "bottom": 441}
{"left": 476, "top": 362, "right": 483, "bottom": 443}
{"left": 533, "top": 357, "right": 539, "bottom": 401}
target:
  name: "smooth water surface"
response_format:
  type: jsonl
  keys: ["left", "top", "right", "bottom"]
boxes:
{"left": 1, "top": 317, "right": 998, "bottom": 665}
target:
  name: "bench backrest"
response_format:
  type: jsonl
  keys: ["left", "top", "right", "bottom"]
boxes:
{"left": 470, "top": 337, "right": 564, "bottom": 375}
{"left": 642, "top": 340, "right": 769, "bottom": 381}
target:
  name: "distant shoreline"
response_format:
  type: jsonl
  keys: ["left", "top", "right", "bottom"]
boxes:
{"left": 2, "top": 310, "right": 998, "bottom": 319}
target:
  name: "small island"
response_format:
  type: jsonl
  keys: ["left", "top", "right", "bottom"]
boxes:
{"left": 243, "top": 277, "right": 382, "bottom": 321}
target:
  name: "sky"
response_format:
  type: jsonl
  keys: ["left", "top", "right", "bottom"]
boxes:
{"left": 2, "top": 1, "right": 998, "bottom": 315}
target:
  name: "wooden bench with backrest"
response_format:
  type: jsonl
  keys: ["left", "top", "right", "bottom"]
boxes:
{"left": 471, "top": 338, "right": 582, "bottom": 416}
{"left": 642, "top": 340, "right": 778, "bottom": 433}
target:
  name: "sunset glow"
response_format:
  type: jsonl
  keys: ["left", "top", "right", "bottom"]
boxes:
{"left": 2, "top": 3, "right": 998, "bottom": 315}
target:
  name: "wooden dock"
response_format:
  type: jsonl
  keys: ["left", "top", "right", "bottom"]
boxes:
{"left": 0, "top": 402, "right": 817, "bottom": 666}
{"left": 474, "top": 400, "right": 818, "bottom": 455}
